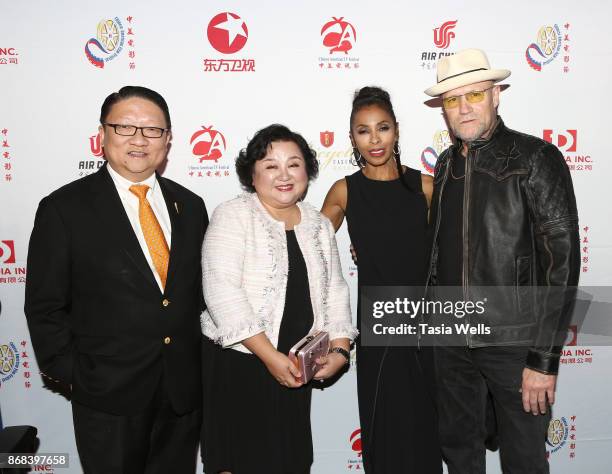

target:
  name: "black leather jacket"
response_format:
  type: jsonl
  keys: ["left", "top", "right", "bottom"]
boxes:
{"left": 427, "top": 117, "right": 580, "bottom": 374}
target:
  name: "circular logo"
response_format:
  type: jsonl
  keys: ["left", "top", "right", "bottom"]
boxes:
{"left": 0, "top": 343, "right": 16, "bottom": 375}
{"left": 350, "top": 428, "right": 362, "bottom": 455}
{"left": 537, "top": 26, "right": 557, "bottom": 57}
{"left": 433, "top": 130, "right": 452, "bottom": 154}
{"left": 97, "top": 19, "right": 121, "bottom": 52}
{"left": 421, "top": 147, "right": 437, "bottom": 174}
{"left": 207, "top": 12, "right": 248, "bottom": 54}
{"left": 546, "top": 417, "right": 569, "bottom": 450}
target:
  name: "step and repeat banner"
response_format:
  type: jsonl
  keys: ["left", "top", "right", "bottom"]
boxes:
{"left": 1, "top": 1, "right": 611, "bottom": 472}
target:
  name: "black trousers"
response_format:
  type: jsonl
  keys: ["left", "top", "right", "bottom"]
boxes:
{"left": 72, "top": 378, "right": 200, "bottom": 474}
{"left": 434, "top": 346, "right": 551, "bottom": 474}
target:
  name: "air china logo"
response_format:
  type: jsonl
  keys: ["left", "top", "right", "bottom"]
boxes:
{"left": 84, "top": 18, "right": 126, "bottom": 68}
{"left": 347, "top": 428, "right": 363, "bottom": 470}
{"left": 0, "top": 342, "right": 20, "bottom": 386}
{"left": 203, "top": 12, "right": 255, "bottom": 72}
{"left": 543, "top": 129, "right": 592, "bottom": 173}
{"left": 525, "top": 24, "right": 568, "bottom": 73}
{"left": 0, "top": 240, "right": 26, "bottom": 284}
{"left": 320, "top": 131, "right": 334, "bottom": 148}
{"left": 419, "top": 20, "right": 457, "bottom": 70}
{"left": 0, "top": 241, "right": 15, "bottom": 264}
{"left": 433, "top": 20, "right": 457, "bottom": 49}
{"left": 77, "top": 132, "right": 105, "bottom": 177}
{"left": 318, "top": 17, "right": 360, "bottom": 70}
{"left": 420, "top": 130, "right": 452, "bottom": 173}
{"left": 90, "top": 133, "right": 104, "bottom": 157}
{"left": 546, "top": 416, "right": 577, "bottom": 460}
{"left": 188, "top": 125, "right": 230, "bottom": 178}
{"left": 0, "top": 47, "right": 19, "bottom": 66}
{"left": 312, "top": 131, "right": 354, "bottom": 172}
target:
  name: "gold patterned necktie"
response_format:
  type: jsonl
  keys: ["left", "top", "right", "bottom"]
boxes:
{"left": 129, "top": 184, "right": 170, "bottom": 290}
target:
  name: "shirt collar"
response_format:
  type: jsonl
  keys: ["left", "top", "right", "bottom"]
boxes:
{"left": 107, "top": 164, "right": 158, "bottom": 196}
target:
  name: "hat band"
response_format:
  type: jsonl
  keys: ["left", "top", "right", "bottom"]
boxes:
{"left": 438, "top": 67, "right": 487, "bottom": 84}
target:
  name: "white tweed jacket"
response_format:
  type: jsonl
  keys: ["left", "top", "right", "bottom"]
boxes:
{"left": 201, "top": 192, "right": 358, "bottom": 353}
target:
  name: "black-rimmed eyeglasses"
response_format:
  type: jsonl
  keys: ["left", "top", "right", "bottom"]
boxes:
{"left": 103, "top": 123, "right": 168, "bottom": 138}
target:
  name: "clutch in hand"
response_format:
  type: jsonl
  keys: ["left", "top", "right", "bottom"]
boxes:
{"left": 288, "top": 331, "right": 330, "bottom": 384}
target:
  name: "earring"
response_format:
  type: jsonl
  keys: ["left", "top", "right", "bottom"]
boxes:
{"left": 351, "top": 147, "right": 365, "bottom": 167}
{"left": 393, "top": 142, "right": 401, "bottom": 158}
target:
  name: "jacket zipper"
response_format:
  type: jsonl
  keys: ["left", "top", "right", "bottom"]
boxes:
{"left": 463, "top": 146, "right": 473, "bottom": 347}
{"left": 426, "top": 158, "right": 451, "bottom": 286}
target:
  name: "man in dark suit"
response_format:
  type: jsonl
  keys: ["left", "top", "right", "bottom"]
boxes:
{"left": 24, "top": 86, "right": 208, "bottom": 473}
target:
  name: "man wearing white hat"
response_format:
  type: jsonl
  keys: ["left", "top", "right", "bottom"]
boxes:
{"left": 424, "top": 49, "right": 580, "bottom": 473}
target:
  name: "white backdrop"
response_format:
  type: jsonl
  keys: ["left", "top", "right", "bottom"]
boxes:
{"left": 1, "top": 1, "right": 611, "bottom": 472}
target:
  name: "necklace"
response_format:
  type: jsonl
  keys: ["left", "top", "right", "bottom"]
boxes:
{"left": 449, "top": 158, "right": 465, "bottom": 180}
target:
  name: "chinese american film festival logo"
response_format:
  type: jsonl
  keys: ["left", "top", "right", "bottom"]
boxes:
{"left": 0, "top": 342, "right": 20, "bottom": 386}
{"left": 84, "top": 17, "right": 125, "bottom": 68}
{"left": 319, "top": 17, "right": 360, "bottom": 70}
{"left": 525, "top": 24, "right": 562, "bottom": 71}
{"left": 421, "top": 130, "right": 452, "bottom": 173}
{"left": 188, "top": 125, "right": 230, "bottom": 178}
{"left": 347, "top": 428, "right": 362, "bottom": 470}
{"left": 546, "top": 416, "right": 577, "bottom": 460}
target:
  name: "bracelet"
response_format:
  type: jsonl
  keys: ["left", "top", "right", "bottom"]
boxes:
{"left": 329, "top": 347, "right": 350, "bottom": 364}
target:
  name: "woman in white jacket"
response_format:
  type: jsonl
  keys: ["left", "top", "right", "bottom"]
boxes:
{"left": 200, "top": 124, "right": 358, "bottom": 474}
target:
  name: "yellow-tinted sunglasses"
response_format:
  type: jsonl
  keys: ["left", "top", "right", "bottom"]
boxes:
{"left": 442, "top": 86, "right": 494, "bottom": 109}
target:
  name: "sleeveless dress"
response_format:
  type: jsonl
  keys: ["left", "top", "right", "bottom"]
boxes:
{"left": 345, "top": 168, "right": 442, "bottom": 473}
{"left": 201, "top": 230, "right": 314, "bottom": 474}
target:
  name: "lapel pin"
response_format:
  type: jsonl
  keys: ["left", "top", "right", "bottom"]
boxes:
{"left": 174, "top": 202, "right": 180, "bottom": 214}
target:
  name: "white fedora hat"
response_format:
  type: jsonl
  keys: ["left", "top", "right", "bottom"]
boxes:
{"left": 424, "top": 48, "right": 510, "bottom": 97}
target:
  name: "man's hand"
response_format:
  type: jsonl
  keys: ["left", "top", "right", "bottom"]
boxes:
{"left": 521, "top": 368, "right": 557, "bottom": 415}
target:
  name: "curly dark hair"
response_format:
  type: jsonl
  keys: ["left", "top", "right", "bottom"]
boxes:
{"left": 236, "top": 124, "right": 318, "bottom": 193}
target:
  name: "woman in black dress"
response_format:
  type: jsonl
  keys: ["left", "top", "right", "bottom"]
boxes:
{"left": 322, "top": 87, "right": 442, "bottom": 473}
{"left": 201, "top": 124, "right": 357, "bottom": 474}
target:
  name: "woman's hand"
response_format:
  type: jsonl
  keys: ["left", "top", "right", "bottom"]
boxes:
{"left": 313, "top": 352, "right": 348, "bottom": 381}
{"left": 263, "top": 350, "right": 303, "bottom": 388}
{"left": 241, "top": 333, "right": 303, "bottom": 388}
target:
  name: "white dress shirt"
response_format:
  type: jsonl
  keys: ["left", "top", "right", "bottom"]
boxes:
{"left": 107, "top": 165, "right": 172, "bottom": 291}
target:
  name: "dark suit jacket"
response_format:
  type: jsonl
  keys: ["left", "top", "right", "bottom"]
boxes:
{"left": 24, "top": 164, "right": 208, "bottom": 415}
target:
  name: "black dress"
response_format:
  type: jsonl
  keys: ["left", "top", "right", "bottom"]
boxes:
{"left": 345, "top": 168, "right": 442, "bottom": 473}
{"left": 201, "top": 230, "right": 314, "bottom": 474}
